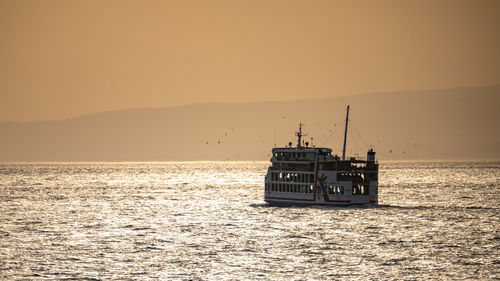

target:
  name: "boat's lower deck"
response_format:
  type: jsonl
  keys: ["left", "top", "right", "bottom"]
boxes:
{"left": 264, "top": 176, "right": 378, "bottom": 206}
{"left": 264, "top": 192, "right": 377, "bottom": 206}
{"left": 264, "top": 199, "right": 364, "bottom": 207}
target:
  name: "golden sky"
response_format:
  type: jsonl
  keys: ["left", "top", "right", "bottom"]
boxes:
{"left": 1, "top": 0, "right": 499, "bottom": 121}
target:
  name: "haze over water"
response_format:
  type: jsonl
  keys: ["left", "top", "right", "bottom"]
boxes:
{"left": 0, "top": 161, "right": 498, "bottom": 280}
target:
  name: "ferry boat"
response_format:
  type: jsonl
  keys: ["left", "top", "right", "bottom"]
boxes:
{"left": 264, "top": 105, "right": 378, "bottom": 206}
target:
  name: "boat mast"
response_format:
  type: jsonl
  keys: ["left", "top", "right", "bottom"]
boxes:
{"left": 342, "top": 105, "right": 350, "bottom": 160}
{"left": 273, "top": 122, "right": 277, "bottom": 148}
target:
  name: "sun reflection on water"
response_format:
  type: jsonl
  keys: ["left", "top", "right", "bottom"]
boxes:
{"left": 0, "top": 161, "right": 498, "bottom": 279}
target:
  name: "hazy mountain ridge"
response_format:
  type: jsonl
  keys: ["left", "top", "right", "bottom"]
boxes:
{"left": 1, "top": 85, "right": 499, "bottom": 161}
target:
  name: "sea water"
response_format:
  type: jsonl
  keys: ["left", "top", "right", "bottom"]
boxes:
{"left": 0, "top": 161, "right": 498, "bottom": 280}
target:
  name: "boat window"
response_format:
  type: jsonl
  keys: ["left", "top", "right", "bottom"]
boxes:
{"left": 352, "top": 184, "right": 370, "bottom": 195}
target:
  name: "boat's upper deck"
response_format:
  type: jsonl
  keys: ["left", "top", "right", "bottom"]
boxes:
{"left": 272, "top": 147, "right": 333, "bottom": 162}
{"left": 272, "top": 147, "right": 370, "bottom": 162}
{"left": 270, "top": 147, "right": 378, "bottom": 172}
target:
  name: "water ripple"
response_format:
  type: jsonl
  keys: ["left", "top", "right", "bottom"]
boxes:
{"left": 0, "top": 161, "right": 498, "bottom": 279}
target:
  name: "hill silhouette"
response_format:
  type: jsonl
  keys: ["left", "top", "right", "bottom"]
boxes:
{"left": 1, "top": 85, "right": 499, "bottom": 161}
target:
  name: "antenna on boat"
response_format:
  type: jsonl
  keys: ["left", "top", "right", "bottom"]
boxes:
{"left": 342, "top": 105, "right": 350, "bottom": 160}
{"left": 296, "top": 123, "right": 307, "bottom": 148}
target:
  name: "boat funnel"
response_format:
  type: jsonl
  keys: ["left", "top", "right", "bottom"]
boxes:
{"left": 367, "top": 149, "right": 376, "bottom": 162}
